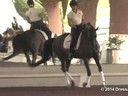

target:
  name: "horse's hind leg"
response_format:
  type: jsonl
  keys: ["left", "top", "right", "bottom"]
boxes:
{"left": 93, "top": 53, "right": 106, "bottom": 87}
{"left": 31, "top": 52, "right": 38, "bottom": 64}
{"left": 24, "top": 51, "right": 31, "bottom": 64}
{"left": 51, "top": 52, "right": 56, "bottom": 65}
{"left": 61, "top": 59, "right": 75, "bottom": 87}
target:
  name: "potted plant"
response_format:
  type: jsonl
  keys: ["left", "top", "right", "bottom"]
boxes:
{"left": 106, "top": 36, "right": 124, "bottom": 63}
{"left": 107, "top": 36, "right": 124, "bottom": 50}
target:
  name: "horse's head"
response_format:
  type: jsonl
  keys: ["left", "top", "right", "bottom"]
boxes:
{"left": 83, "top": 22, "right": 98, "bottom": 41}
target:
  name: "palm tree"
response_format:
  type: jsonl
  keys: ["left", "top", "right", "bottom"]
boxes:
{"left": 12, "top": 0, "right": 47, "bottom": 22}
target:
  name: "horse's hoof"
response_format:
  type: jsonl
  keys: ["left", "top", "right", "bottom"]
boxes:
{"left": 86, "top": 84, "right": 91, "bottom": 88}
{"left": 102, "top": 83, "right": 106, "bottom": 88}
{"left": 83, "top": 82, "right": 91, "bottom": 88}
{"left": 66, "top": 80, "right": 75, "bottom": 88}
{"left": 71, "top": 80, "right": 75, "bottom": 87}
{"left": 102, "top": 82, "right": 106, "bottom": 88}
{"left": 83, "top": 82, "right": 87, "bottom": 87}
{"left": 66, "top": 84, "right": 71, "bottom": 88}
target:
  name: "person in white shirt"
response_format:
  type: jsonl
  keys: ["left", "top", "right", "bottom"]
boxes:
{"left": 26, "top": 0, "right": 51, "bottom": 38}
{"left": 67, "top": 0, "right": 85, "bottom": 60}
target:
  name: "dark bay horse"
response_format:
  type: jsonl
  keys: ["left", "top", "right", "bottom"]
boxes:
{"left": 2, "top": 29, "right": 47, "bottom": 65}
{"left": 31, "top": 23, "right": 106, "bottom": 87}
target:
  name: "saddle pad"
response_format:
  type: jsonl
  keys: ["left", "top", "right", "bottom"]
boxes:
{"left": 63, "top": 33, "right": 82, "bottom": 49}
{"left": 35, "top": 29, "right": 48, "bottom": 40}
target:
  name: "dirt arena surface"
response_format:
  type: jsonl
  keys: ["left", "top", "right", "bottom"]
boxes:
{"left": 0, "top": 86, "right": 128, "bottom": 96}
{"left": 0, "top": 61, "right": 28, "bottom": 67}
{"left": 0, "top": 61, "right": 128, "bottom": 96}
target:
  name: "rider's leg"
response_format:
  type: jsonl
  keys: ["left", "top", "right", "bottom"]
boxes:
{"left": 68, "top": 28, "right": 77, "bottom": 60}
{"left": 31, "top": 21, "right": 52, "bottom": 39}
{"left": 41, "top": 23, "right": 52, "bottom": 39}
{"left": 68, "top": 27, "right": 81, "bottom": 60}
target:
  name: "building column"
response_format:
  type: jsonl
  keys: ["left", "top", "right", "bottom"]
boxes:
{"left": 78, "top": 0, "right": 99, "bottom": 27}
{"left": 109, "top": 0, "right": 128, "bottom": 34}
{"left": 41, "top": 0, "right": 62, "bottom": 35}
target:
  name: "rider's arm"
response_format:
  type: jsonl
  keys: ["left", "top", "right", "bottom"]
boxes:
{"left": 81, "top": 10, "right": 85, "bottom": 24}
{"left": 39, "top": 13, "right": 43, "bottom": 21}
{"left": 25, "top": 10, "right": 31, "bottom": 24}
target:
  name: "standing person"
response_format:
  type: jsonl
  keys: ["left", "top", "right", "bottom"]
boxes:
{"left": 0, "top": 31, "right": 11, "bottom": 53}
{"left": 12, "top": 16, "right": 19, "bottom": 30}
{"left": 25, "top": 0, "right": 51, "bottom": 39}
{"left": 67, "top": 0, "right": 85, "bottom": 60}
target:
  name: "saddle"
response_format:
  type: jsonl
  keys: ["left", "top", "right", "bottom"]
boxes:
{"left": 63, "top": 33, "right": 82, "bottom": 50}
{"left": 34, "top": 29, "right": 48, "bottom": 40}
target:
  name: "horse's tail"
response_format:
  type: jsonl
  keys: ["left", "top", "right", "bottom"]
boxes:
{"left": 31, "top": 38, "right": 55, "bottom": 67}
{"left": 2, "top": 52, "right": 19, "bottom": 61}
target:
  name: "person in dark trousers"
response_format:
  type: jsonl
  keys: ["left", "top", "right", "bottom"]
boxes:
{"left": 67, "top": 0, "right": 85, "bottom": 60}
{"left": 25, "top": 0, "right": 51, "bottom": 39}
{"left": 12, "top": 16, "right": 19, "bottom": 30}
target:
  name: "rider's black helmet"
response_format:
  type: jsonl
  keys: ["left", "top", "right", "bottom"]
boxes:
{"left": 27, "top": 0, "right": 34, "bottom": 6}
{"left": 69, "top": 0, "right": 78, "bottom": 7}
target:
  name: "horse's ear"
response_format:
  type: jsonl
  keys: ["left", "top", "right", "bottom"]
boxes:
{"left": 95, "top": 27, "right": 99, "bottom": 31}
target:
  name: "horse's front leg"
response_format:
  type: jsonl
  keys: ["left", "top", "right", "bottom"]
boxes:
{"left": 93, "top": 53, "right": 106, "bottom": 87}
{"left": 83, "top": 58, "right": 91, "bottom": 87}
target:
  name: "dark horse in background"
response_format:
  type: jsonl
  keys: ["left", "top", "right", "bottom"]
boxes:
{"left": 31, "top": 23, "right": 106, "bottom": 87}
{"left": 2, "top": 29, "right": 48, "bottom": 65}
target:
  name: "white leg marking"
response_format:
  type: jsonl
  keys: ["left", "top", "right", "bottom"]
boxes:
{"left": 64, "top": 73, "right": 70, "bottom": 85}
{"left": 65, "top": 72, "right": 74, "bottom": 81}
{"left": 100, "top": 71, "right": 106, "bottom": 86}
{"left": 86, "top": 76, "right": 91, "bottom": 87}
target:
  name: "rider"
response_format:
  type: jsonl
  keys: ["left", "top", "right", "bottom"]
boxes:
{"left": 67, "top": 0, "right": 85, "bottom": 60}
{"left": 25, "top": 0, "right": 51, "bottom": 39}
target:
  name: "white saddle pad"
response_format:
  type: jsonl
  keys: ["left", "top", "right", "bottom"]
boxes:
{"left": 35, "top": 29, "right": 48, "bottom": 40}
{"left": 63, "top": 33, "right": 82, "bottom": 49}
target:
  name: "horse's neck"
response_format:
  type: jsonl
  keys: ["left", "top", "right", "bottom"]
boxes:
{"left": 81, "top": 31, "right": 88, "bottom": 41}
{"left": 79, "top": 31, "right": 93, "bottom": 48}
